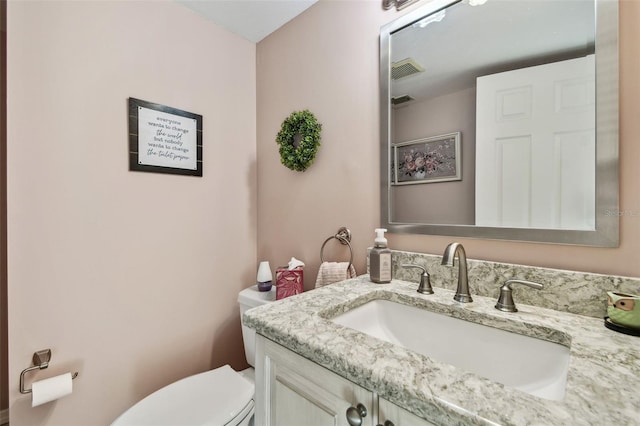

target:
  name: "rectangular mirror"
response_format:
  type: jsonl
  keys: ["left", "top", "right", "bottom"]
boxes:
{"left": 380, "top": 0, "right": 619, "bottom": 246}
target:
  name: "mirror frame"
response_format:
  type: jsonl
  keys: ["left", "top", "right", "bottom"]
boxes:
{"left": 380, "top": 0, "right": 619, "bottom": 247}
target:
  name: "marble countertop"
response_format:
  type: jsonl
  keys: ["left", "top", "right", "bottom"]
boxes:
{"left": 244, "top": 277, "right": 640, "bottom": 426}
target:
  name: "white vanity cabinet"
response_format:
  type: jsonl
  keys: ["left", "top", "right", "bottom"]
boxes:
{"left": 254, "top": 335, "right": 375, "bottom": 426}
{"left": 254, "top": 335, "right": 436, "bottom": 426}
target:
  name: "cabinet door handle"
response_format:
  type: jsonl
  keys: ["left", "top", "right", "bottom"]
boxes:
{"left": 377, "top": 421, "right": 395, "bottom": 426}
{"left": 346, "top": 403, "right": 367, "bottom": 426}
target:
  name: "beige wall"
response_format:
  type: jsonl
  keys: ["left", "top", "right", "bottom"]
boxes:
{"left": 257, "top": 0, "right": 386, "bottom": 289}
{"left": 7, "top": 1, "right": 256, "bottom": 425}
{"left": 257, "top": 0, "right": 640, "bottom": 288}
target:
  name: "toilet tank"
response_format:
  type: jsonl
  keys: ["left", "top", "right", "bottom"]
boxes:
{"left": 238, "top": 286, "right": 276, "bottom": 367}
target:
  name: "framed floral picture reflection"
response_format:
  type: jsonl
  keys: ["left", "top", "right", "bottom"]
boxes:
{"left": 392, "top": 132, "right": 461, "bottom": 185}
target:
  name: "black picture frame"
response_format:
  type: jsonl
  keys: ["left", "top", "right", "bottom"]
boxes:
{"left": 128, "top": 97, "right": 203, "bottom": 176}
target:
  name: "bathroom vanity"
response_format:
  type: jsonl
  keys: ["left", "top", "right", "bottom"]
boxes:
{"left": 256, "top": 332, "right": 431, "bottom": 426}
{"left": 245, "top": 266, "right": 640, "bottom": 426}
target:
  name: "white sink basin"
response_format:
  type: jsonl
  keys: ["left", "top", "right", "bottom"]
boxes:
{"left": 331, "top": 299, "right": 570, "bottom": 400}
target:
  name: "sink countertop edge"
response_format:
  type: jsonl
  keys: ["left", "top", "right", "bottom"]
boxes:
{"left": 243, "top": 276, "right": 640, "bottom": 426}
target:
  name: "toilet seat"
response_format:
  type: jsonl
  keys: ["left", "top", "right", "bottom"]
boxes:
{"left": 111, "top": 365, "right": 254, "bottom": 426}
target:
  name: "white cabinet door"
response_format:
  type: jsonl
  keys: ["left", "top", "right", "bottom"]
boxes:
{"left": 378, "top": 397, "right": 437, "bottom": 426}
{"left": 255, "top": 335, "right": 375, "bottom": 426}
{"left": 475, "top": 55, "right": 595, "bottom": 230}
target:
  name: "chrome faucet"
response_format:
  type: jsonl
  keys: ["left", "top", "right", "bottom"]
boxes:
{"left": 441, "top": 242, "right": 472, "bottom": 303}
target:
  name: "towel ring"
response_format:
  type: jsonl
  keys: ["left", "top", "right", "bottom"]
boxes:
{"left": 320, "top": 227, "right": 353, "bottom": 270}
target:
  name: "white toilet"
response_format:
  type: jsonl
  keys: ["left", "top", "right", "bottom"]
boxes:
{"left": 111, "top": 286, "right": 276, "bottom": 425}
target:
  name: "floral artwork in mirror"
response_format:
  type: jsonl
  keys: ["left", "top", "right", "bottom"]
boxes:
{"left": 392, "top": 132, "right": 461, "bottom": 185}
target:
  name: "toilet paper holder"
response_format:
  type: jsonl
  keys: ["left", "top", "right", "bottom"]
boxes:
{"left": 19, "top": 349, "right": 79, "bottom": 394}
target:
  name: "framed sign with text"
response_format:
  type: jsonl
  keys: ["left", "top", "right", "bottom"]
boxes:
{"left": 128, "top": 97, "right": 203, "bottom": 176}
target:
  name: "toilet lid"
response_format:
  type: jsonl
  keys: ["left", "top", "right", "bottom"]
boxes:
{"left": 112, "top": 365, "right": 254, "bottom": 425}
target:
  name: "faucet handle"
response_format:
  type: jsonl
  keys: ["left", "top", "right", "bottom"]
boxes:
{"left": 400, "top": 264, "right": 434, "bottom": 294}
{"left": 495, "top": 279, "right": 543, "bottom": 312}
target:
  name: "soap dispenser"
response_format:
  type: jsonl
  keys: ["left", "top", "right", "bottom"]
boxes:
{"left": 370, "top": 228, "right": 392, "bottom": 284}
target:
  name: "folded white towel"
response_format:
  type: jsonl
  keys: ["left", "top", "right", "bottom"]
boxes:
{"left": 315, "top": 262, "right": 357, "bottom": 288}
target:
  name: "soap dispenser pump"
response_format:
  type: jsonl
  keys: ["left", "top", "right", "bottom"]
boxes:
{"left": 370, "top": 228, "right": 392, "bottom": 284}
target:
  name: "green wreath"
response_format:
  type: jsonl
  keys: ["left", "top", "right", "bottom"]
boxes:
{"left": 276, "top": 110, "right": 322, "bottom": 172}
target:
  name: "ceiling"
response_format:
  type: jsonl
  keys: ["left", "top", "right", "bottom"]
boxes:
{"left": 176, "top": 0, "right": 319, "bottom": 43}
{"left": 391, "top": 0, "right": 595, "bottom": 103}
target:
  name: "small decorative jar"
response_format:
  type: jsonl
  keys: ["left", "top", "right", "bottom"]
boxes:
{"left": 256, "top": 261, "right": 273, "bottom": 292}
{"left": 607, "top": 291, "right": 640, "bottom": 329}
